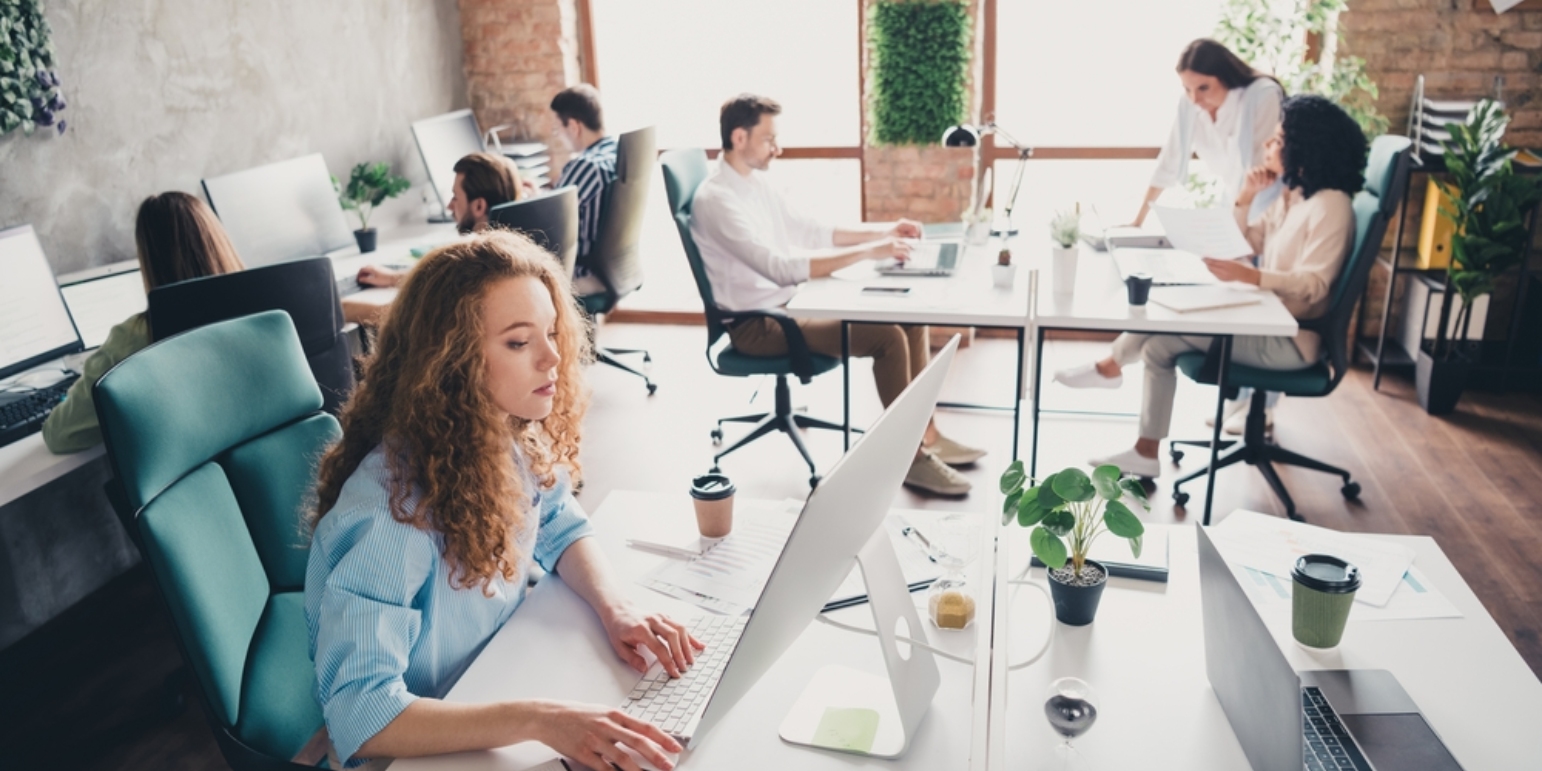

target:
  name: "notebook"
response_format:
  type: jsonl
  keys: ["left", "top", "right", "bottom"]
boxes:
{"left": 1148, "top": 285, "right": 1264, "bottom": 313}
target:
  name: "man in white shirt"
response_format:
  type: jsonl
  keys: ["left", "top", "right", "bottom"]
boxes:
{"left": 690, "top": 94, "right": 984, "bottom": 496}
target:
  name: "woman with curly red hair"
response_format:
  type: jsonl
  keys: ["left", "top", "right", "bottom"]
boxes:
{"left": 305, "top": 230, "right": 701, "bottom": 770}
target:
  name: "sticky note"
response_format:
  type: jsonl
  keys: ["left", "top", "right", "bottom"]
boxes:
{"left": 811, "top": 707, "right": 880, "bottom": 752}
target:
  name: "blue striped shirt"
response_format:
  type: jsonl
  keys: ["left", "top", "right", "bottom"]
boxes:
{"left": 304, "top": 445, "right": 593, "bottom": 765}
{"left": 556, "top": 135, "right": 618, "bottom": 276}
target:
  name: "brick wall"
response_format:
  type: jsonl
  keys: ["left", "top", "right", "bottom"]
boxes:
{"left": 458, "top": 0, "right": 585, "bottom": 172}
{"left": 861, "top": 0, "right": 981, "bottom": 223}
{"left": 1340, "top": 0, "right": 1542, "bottom": 340}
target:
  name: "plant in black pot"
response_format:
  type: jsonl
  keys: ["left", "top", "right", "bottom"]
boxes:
{"left": 334, "top": 162, "right": 411, "bottom": 253}
{"left": 999, "top": 462, "right": 1147, "bottom": 626}
{"left": 1422, "top": 100, "right": 1542, "bottom": 414}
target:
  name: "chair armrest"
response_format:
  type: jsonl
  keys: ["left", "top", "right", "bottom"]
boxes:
{"left": 718, "top": 308, "right": 819, "bottom": 384}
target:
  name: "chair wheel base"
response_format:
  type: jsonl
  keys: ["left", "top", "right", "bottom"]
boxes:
{"left": 1341, "top": 482, "right": 1361, "bottom": 500}
{"left": 1173, "top": 491, "right": 1190, "bottom": 507}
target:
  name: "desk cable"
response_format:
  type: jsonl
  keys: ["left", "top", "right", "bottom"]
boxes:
{"left": 812, "top": 559, "right": 1056, "bottom": 670}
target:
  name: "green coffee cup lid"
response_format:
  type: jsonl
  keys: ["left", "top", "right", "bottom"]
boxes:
{"left": 1292, "top": 554, "right": 1360, "bottom": 593}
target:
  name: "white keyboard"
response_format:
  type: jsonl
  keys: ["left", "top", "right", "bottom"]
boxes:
{"left": 620, "top": 614, "right": 748, "bottom": 740}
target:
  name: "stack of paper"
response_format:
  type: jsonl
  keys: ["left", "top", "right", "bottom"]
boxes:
{"left": 1149, "top": 285, "right": 1264, "bottom": 313}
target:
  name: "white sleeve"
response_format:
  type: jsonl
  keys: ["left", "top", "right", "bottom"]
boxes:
{"left": 1149, "top": 99, "right": 1189, "bottom": 191}
{"left": 693, "top": 186, "right": 811, "bottom": 287}
{"left": 776, "top": 191, "right": 834, "bottom": 249}
{"left": 1246, "top": 81, "right": 1283, "bottom": 168}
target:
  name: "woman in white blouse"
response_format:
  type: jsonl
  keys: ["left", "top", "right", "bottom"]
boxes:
{"left": 1132, "top": 38, "right": 1285, "bottom": 228}
{"left": 1059, "top": 95, "right": 1368, "bottom": 480}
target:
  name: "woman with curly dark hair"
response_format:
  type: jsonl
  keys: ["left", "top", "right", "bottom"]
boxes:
{"left": 1056, "top": 95, "right": 1367, "bottom": 478}
{"left": 306, "top": 230, "right": 701, "bottom": 769}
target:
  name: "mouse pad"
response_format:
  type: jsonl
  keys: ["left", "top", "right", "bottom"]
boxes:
{"left": 811, "top": 707, "right": 880, "bottom": 752}
{"left": 1341, "top": 713, "right": 1463, "bottom": 770}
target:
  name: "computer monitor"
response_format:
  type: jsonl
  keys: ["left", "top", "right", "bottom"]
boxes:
{"left": 201, "top": 153, "right": 354, "bottom": 268}
{"left": 58, "top": 261, "right": 147, "bottom": 350}
{"left": 0, "top": 225, "right": 82, "bottom": 380}
{"left": 412, "top": 109, "right": 485, "bottom": 217}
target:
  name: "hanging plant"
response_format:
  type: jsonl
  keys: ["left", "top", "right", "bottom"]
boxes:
{"left": 869, "top": 0, "right": 971, "bottom": 146}
{"left": 1, "top": 0, "right": 68, "bottom": 136}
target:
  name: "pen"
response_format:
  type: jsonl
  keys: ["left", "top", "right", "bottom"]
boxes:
{"left": 901, "top": 526, "right": 938, "bottom": 562}
{"left": 625, "top": 539, "right": 702, "bottom": 560}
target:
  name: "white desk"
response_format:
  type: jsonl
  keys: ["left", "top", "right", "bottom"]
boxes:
{"left": 785, "top": 240, "right": 1033, "bottom": 456}
{"left": 392, "top": 490, "right": 996, "bottom": 771}
{"left": 1029, "top": 247, "right": 1299, "bottom": 524}
{"left": 0, "top": 432, "right": 103, "bottom": 509}
{"left": 986, "top": 522, "right": 1542, "bottom": 770}
{"left": 328, "top": 220, "right": 463, "bottom": 326}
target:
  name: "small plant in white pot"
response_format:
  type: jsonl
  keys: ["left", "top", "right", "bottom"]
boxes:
{"left": 335, "top": 162, "right": 411, "bottom": 253}
{"left": 992, "top": 246, "right": 1017, "bottom": 288}
{"left": 1000, "top": 461, "right": 1147, "bottom": 625}
{"left": 1049, "top": 208, "right": 1080, "bottom": 295}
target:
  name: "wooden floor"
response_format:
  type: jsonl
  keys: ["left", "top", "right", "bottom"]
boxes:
{"left": 2, "top": 322, "right": 1539, "bottom": 770}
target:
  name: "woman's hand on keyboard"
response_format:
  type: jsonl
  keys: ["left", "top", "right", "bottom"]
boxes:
{"left": 531, "top": 700, "right": 681, "bottom": 771}
{"left": 601, "top": 602, "right": 706, "bottom": 678}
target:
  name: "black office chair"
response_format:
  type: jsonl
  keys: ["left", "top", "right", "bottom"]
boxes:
{"left": 148, "top": 256, "right": 354, "bottom": 416}
{"left": 1169, "top": 135, "right": 1414, "bottom": 521}
{"left": 660, "top": 148, "right": 848, "bottom": 487}
{"left": 488, "top": 187, "right": 580, "bottom": 278}
{"left": 579, "top": 126, "right": 658, "bottom": 394}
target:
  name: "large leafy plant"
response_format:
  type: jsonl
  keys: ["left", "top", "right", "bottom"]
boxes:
{"left": 334, "top": 162, "right": 411, "bottom": 231}
{"left": 869, "top": 0, "right": 971, "bottom": 146}
{"left": 1000, "top": 462, "right": 1148, "bottom": 578}
{"left": 1434, "top": 100, "right": 1542, "bottom": 357}
{"left": 1216, "top": 0, "right": 1386, "bottom": 137}
{"left": 1, "top": 0, "right": 68, "bottom": 136}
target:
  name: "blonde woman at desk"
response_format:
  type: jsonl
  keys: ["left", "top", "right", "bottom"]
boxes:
{"left": 41, "top": 192, "right": 245, "bottom": 453}
{"left": 1058, "top": 95, "right": 1367, "bottom": 479}
{"left": 306, "top": 231, "right": 702, "bottom": 770}
{"left": 1132, "top": 38, "right": 1284, "bottom": 228}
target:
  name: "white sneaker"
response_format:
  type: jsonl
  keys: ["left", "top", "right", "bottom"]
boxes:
{"left": 1087, "top": 447, "right": 1161, "bottom": 479}
{"left": 1054, "top": 363, "right": 1122, "bottom": 389}
{"left": 904, "top": 451, "right": 972, "bottom": 496}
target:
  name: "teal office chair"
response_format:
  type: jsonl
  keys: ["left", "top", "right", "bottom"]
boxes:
{"left": 1169, "top": 135, "right": 1413, "bottom": 521}
{"left": 579, "top": 127, "right": 658, "bottom": 394}
{"left": 660, "top": 149, "right": 847, "bottom": 487}
{"left": 94, "top": 311, "right": 340, "bottom": 770}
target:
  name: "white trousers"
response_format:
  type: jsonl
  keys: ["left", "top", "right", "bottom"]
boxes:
{"left": 1110, "top": 333, "right": 1308, "bottom": 440}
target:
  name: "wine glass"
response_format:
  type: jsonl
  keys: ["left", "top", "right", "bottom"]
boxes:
{"left": 1044, "top": 677, "right": 1099, "bottom": 769}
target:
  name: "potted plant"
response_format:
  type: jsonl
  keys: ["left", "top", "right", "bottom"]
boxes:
{"left": 334, "top": 162, "right": 412, "bottom": 253}
{"left": 1049, "top": 208, "right": 1080, "bottom": 295}
{"left": 999, "top": 461, "right": 1147, "bottom": 626}
{"left": 1420, "top": 100, "right": 1542, "bottom": 414}
{"left": 992, "top": 246, "right": 1017, "bottom": 288}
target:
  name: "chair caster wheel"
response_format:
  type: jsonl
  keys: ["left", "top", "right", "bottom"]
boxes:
{"left": 809, "top": 475, "right": 821, "bottom": 488}
{"left": 1170, "top": 449, "right": 1184, "bottom": 463}
{"left": 646, "top": 382, "right": 657, "bottom": 395}
{"left": 710, "top": 428, "right": 723, "bottom": 444}
{"left": 643, "top": 353, "right": 653, "bottom": 363}
{"left": 1173, "top": 491, "right": 1190, "bottom": 506}
{"left": 1341, "top": 481, "right": 1360, "bottom": 500}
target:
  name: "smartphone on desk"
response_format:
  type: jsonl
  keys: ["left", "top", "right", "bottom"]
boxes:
{"left": 861, "top": 286, "right": 911, "bottom": 296}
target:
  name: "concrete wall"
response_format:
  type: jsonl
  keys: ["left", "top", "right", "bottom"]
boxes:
{"left": 0, "top": 0, "right": 466, "bottom": 650}
{"left": 0, "top": 0, "right": 468, "bottom": 274}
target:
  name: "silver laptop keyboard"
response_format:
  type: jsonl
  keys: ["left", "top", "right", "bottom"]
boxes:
{"left": 1303, "top": 687, "right": 1371, "bottom": 771}
{"left": 621, "top": 614, "right": 748, "bottom": 739}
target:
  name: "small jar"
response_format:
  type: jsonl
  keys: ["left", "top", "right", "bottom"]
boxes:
{"left": 927, "top": 575, "right": 976, "bottom": 630}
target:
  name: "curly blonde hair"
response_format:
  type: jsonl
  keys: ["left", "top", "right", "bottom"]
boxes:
{"left": 312, "top": 230, "right": 591, "bottom": 590}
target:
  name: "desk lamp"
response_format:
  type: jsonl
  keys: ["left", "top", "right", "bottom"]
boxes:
{"left": 942, "top": 122, "right": 1033, "bottom": 236}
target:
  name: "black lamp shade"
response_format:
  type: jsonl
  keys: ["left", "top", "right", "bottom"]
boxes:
{"left": 941, "top": 124, "right": 980, "bottom": 148}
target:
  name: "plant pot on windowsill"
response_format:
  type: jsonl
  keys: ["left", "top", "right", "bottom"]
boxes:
{"left": 1416, "top": 342, "right": 1474, "bottom": 416}
{"left": 1047, "top": 559, "right": 1108, "bottom": 626}
{"left": 354, "top": 228, "right": 378, "bottom": 253}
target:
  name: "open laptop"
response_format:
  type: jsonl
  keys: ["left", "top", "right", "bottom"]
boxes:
{"left": 618, "top": 337, "right": 960, "bottom": 751}
{"left": 1112, "top": 244, "right": 1219, "bottom": 286}
{"left": 877, "top": 240, "right": 960, "bottom": 277}
{"left": 1198, "top": 524, "right": 1463, "bottom": 771}
{"left": 0, "top": 225, "right": 83, "bottom": 448}
{"left": 57, "top": 260, "right": 146, "bottom": 350}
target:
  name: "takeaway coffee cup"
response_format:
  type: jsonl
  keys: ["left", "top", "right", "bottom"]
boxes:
{"left": 689, "top": 472, "right": 736, "bottom": 539}
{"left": 1291, "top": 554, "right": 1360, "bottom": 649}
{"left": 1125, "top": 272, "right": 1153, "bottom": 306}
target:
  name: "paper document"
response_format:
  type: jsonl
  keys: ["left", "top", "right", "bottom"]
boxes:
{"left": 1211, "top": 511, "right": 1416, "bottom": 607}
{"left": 1149, "top": 285, "right": 1264, "bottom": 313}
{"left": 638, "top": 499, "right": 802, "bottom": 615}
{"left": 1152, "top": 205, "right": 1255, "bottom": 260}
{"left": 827, "top": 515, "right": 944, "bottom": 608}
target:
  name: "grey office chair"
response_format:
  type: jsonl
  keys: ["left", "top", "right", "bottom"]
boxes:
{"left": 148, "top": 256, "right": 354, "bottom": 416}
{"left": 579, "top": 126, "right": 658, "bottom": 394}
{"left": 489, "top": 187, "right": 580, "bottom": 278}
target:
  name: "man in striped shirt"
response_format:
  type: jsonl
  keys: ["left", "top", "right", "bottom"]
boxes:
{"left": 551, "top": 84, "right": 616, "bottom": 297}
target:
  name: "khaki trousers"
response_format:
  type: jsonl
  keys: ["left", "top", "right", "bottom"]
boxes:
{"left": 728, "top": 318, "right": 929, "bottom": 407}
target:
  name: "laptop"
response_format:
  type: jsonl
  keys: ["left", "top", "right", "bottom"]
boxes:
{"left": 1113, "top": 244, "right": 1219, "bottom": 286}
{"left": 877, "top": 240, "right": 960, "bottom": 276}
{"left": 57, "top": 261, "right": 147, "bottom": 350}
{"left": 1197, "top": 524, "right": 1464, "bottom": 771}
{"left": 618, "top": 337, "right": 960, "bottom": 751}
